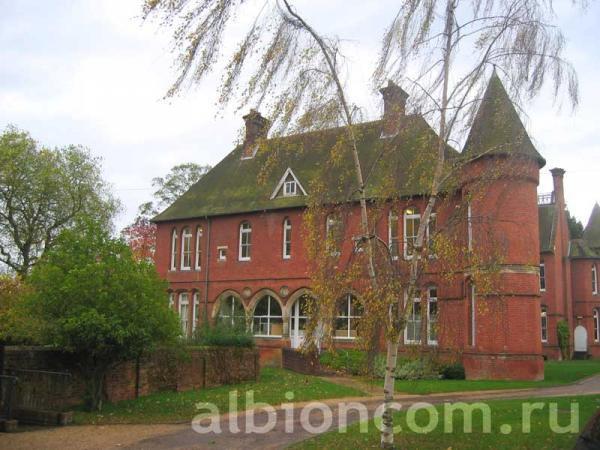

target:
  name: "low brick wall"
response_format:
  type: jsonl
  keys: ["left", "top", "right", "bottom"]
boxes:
{"left": 2, "top": 346, "right": 259, "bottom": 409}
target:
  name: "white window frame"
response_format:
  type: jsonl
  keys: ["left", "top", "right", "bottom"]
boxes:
{"left": 594, "top": 308, "right": 599, "bottom": 342}
{"left": 284, "top": 179, "right": 297, "bottom": 197}
{"left": 469, "top": 285, "right": 476, "bottom": 347}
{"left": 218, "top": 295, "right": 246, "bottom": 328}
{"left": 252, "top": 295, "right": 283, "bottom": 337}
{"left": 427, "top": 287, "right": 438, "bottom": 346}
{"left": 403, "top": 209, "right": 435, "bottom": 259}
{"left": 179, "top": 292, "right": 189, "bottom": 336}
{"left": 540, "top": 263, "right": 546, "bottom": 292}
{"left": 283, "top": 218, "right": 292, "bottom": 259}
{"left": 195, "top": 227, "right": 203, "bottom": 270}
{"left": 388, "top": 210, "right": 399, "bottom": 261}
{"left": 192, "top": 292, "right": 200, "bottom": 332}
{"left": 326, "top": 214, "right": 341, "bottom": 257}
{"left": 467, "top": 203, "right": 473, "bottom": 251}
{"left": 239, "top": 222, "right": 252, "bottom": 261}
{"left": 334, "top": 294, "right": 362, "bottom": 340}
{"left": 180, "top": 228, "right": 192, "bottom": 270}
{"left": 170, "top": 229, "right": 177, "bottom": 270}
{"left": 403, "top": 209, "right": 420, "bottom": 259}
{"left": 168, "top": 292, "right": 174, "bottom": 309}
{"left": 593, "top": 265, "right": 598, "bottom": 295}
{"left": 541, "top": 306, "right": 548, "bottom": 343}
{"left": 404, "top": 290, "right": 422, "bottom": 345}
{"left": 217, "top": 246, "right": 227, "bottom": 261}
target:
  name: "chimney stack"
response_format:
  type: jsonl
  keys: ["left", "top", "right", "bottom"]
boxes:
{"left": 242, "top": 109, "right": 270, "bottom": 159}
{"left": 550, "top": 167, "right": 566, "bottom": 207}
{"left": 379, "top": 80, "right": 409, "bottom": 138}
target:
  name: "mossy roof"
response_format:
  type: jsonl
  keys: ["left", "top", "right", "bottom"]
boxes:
{"left": 463, "top": 72, "right": 545, "bottom": 167}
{"left": 570, "top": 239, "right": 600, "bottom": 259}
{"left": 538, "top": 204, "right": 555, "bottom": 253}
{"left": 583, "top": 203, "right": 600, "bottom": 250}
{"left": 153, "top": 117, "right": 455, "bottom": 222}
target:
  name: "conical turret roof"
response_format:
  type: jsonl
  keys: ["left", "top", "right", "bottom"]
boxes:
{"left": 463, "top": 71, "right": 545, "bottom": 167}
{"left": 583, "top": 202, "right": 600, "bottom": 249}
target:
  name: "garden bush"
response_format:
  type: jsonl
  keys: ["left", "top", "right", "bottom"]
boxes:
{"left": 190, "top": 322, "right": 255, "bottom": 348}
{"left": 319, "top": 349, "right": 367, "bottom": 375}
{"left": 440, "top": 362, "right": 466, "bottom": 379}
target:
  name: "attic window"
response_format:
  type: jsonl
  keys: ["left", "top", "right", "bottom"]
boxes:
{"left": 270, "top": 168, "right": 307, "bottom": 199}
{"left": 284, "top": 178, "right": 297, "bottom": 197}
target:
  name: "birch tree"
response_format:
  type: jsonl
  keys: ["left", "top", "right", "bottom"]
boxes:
{"left": 143, "top": 0, "right": 580, "bottom": 446}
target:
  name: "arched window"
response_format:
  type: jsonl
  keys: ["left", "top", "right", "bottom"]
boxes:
{"left": 179, "top": 292, "right": 189, "bottom": 335}
{"left": 217, "top": 295, "right": 246, "bottom": 329}
{"left": 594, "top": 309, "right": 599, "bottom": 342}
{"left": 252, "top": 295, "right": 283, "bottom": 337}
{"left": 404, "top": 207, "right": 420, "bottom": 258}
{"left": 592, "top": 265, "right": 598, "bottom": 295}
{"left": 195, "top": 227, "right": 203, "bottom": 270}
{"left": 405, "top": 290, "right": 421, "bottom": 344}
{"left": 170, "top": 229, "right": 177, "bottom": 270}
{"left": 427, "top": 287, "right": 438, "bottom": 345}
{"left": 334, "top": 294, "right": 362, "bottom": 339}
{"left": 541, "top": 306, "right": 548, "bottom": 343}
{"left": 239, "top": 222, "right": 252, "bottom": 261}
{"left": 181, "top": 228, "right": 192, "bottom": 270}
{"left": 388, "top": 210, "right": 399, "bottom": 260}
{"left": 283, "top": 218, "right": 292, "bottom": 259}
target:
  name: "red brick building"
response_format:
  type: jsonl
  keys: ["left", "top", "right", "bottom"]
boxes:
{"left": 153, "top": 73, "right": 598, "bottom": 380}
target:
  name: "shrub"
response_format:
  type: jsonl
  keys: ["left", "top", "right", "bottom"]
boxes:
{"left": 319, "top": 349, "right": 367, "bottom": 375}
{"left": 440, "top": 362, "right": 466, "bottom": 379}
{"left": 373, "top": 354, "right": 440, "bottom": 380}
{"left": 190, "top": 322, "right": 255, "bottom": 348}
{"left": 557, "top": 320, "right": 570, "bottom": 360}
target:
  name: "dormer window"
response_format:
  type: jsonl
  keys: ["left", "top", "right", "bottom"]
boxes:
{"left": 271, "top": 168, "right": 307, "bottom": 199}
{"left": 284, "top": 179, "right": 297, "bottom": 197}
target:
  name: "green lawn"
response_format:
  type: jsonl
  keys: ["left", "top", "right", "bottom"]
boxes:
{"left": 362, "top": 360, "right": 600, "bottom": 395}
{"left": 292, "top": 395, "right": 600, "bottom": 450}
{"left": 74, "top": 367, "right": 365, "bottom": 425}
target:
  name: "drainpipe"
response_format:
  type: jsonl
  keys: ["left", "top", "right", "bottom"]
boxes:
{"left": 204, "top": 216, "right": 212, "bottom": 325}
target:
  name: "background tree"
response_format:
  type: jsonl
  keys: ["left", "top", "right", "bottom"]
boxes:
{"left": 26, "top": 220, "right": 180, "bottom": 411}
{"left": 567, "top": 210, "right": 584, "bottom": 239}
{"left": 0, "top": 126, "right": 120, "bottom": 276}
{"left": 122, "top": 162, "right": 211, "bottom": 261}
{"left": 139, "top": 162, "right": 212, "bottom": 217}
{"left": 144, "top": 1, "right": 580, "bottom": 446}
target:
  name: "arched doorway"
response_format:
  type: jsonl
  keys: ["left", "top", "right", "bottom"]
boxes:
{"left": 574, "top": 325, "right": 588, "bottom": 353}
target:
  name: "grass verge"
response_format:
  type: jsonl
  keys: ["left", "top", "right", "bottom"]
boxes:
{"left": 73, "top": 367, "right": 365, "bottom": 425}
{"left": 358, "top": 360, "right": 600, "bottom": 395}
{"left": 291, "top": 395, "right": 600, "bottom": 450}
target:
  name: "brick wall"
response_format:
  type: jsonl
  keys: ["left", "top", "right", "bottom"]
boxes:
{"left": 3, "top": 346, "right": 259, "bottom": 409}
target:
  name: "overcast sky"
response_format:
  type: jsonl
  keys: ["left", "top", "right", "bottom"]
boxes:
{"left": 1, "top": 0, "right": 598, "bottom": 231}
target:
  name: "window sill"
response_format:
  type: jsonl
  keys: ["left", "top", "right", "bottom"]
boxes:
{"left": 333, "top": 336, "right": 357, "bottom": 341}
{"left": 238, "top": 258, "right": 251, "bottom": 262}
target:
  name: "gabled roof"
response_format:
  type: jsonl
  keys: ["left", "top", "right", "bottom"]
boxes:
{"left": 153, "top": 117, "right": 456, "bottom": 222}
{"left": 583, "top": 203, "right": 600, "bottom": 249}
{"left": 463, "top": 72, "right": 546, "bottom": 167}
{"left": 538, "top": 204, "right": 556, "bottom": 253}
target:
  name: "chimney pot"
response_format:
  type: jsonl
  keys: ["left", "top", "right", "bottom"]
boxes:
{"left": 242, "top": 109, "right": 270, "bottom": 159}
{"left": 379, "top": 80, "right": 409, "bottom": 138}
{"left": 550, "top": 167, "right": 566, "bottom": 207}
